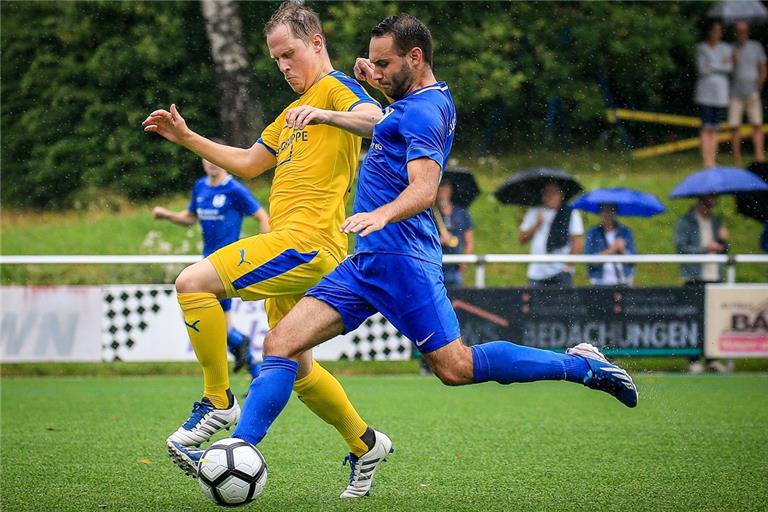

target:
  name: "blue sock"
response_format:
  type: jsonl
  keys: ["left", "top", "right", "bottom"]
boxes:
{"left": 226, "top": 327, "right": 245, "bottom": 351}
{"left": 233, "top": 356, "right": 298, "bottom": 446}
{"left": 471, "top": 341, "right": 589, "bottom": 384}
{"left": 249, "top": 362, "right": 261, "bottom": 379}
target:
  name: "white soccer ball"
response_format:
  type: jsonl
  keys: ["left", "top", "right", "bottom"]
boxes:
{"left": 197, "top": 438, "right": 268, "bottom": 507}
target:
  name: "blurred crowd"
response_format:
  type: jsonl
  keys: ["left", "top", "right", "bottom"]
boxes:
{"left": 695, "top": 20, "right": 766, "bottom": 167}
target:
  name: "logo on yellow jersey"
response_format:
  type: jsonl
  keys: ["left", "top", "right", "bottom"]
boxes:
{"left": 276, "top": 128, "right": 309, "bottom": 168}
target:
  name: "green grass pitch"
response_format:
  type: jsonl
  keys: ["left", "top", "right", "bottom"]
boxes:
{"left": 2, "top": 373, "right": 767, "bottom": 511}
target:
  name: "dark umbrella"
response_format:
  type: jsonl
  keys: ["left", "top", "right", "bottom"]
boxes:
{"left": 708, "top": 0, "right": 768, "bottom": 25}
{"left": 571, "top": 188, "right": 667, "bottom": 217}
{"left": 494, "top": 167, "right": 583, "bottom": 206}
{"left": 441, "top": 166, "right": 480, "bottom": 207}
{"left": 736, "top": 162, "right": 768, "bottom": 222}
{"left": 669, "top": 166, "right": 768, "bottom": 199}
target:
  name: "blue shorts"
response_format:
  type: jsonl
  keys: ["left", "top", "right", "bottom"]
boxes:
{"left": 307, "top": 253, "right": 461, "bottom": 353}
{"left": 700, "top": 105, "right": 726, "bottom": 129}
{"left": 219, "top": 298, "right": 232, "bottom": 312}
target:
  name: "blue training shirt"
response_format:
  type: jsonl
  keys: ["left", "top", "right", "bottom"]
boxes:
{"left": 353, "top": 82, "right": 457, "bottom": 265}
{"left": 188, "top": 176, "right": 261, "bottom": 257}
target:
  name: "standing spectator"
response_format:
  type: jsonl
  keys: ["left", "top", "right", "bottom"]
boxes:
{"left": 154, "top": 153, "right": 271, "bottom": 379}
{"left": 674, "top": 195, "right": 729, "bottom": 284}
{"left": 674, "top": 194, "right": 730, "bottom": 374}
{"left": 437, "top": 181, "right": 475, "bottom": 288}
{"left": 695, "top": 20, "right": 733, "bottom": 168}
{"left": 584, "top": 204, "right": 636, "bottom": 286}
{"left": 729, "top": 20, "right": 766, "bottom": 165}
{"left": 518, "top": 182, "right": 584, "bottom": 287}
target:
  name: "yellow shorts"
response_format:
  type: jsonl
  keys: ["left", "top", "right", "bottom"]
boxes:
{"left": 208, "top": 230, "right": 341, "bottom": 327}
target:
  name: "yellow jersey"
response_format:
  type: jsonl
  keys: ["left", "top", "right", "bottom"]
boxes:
{"left": 256, "top": 70, "right": 379, "bottom": 262}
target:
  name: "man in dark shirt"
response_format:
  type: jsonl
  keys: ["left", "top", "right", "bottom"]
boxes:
{"left": 437, "top": 181, "right": 474, "bottom": 287}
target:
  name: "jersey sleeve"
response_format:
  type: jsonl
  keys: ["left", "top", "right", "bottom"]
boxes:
{"left": 256, "top": 112, "right": 283, "bottom": 156}
{"left": 399, "top": 100, "right": 449, "bottom": 169}
{"left": 328, "top": 72, "right": 380, "bottom": 112}
{"left": 233, "top": 183, "right": 261, "bottom": 216}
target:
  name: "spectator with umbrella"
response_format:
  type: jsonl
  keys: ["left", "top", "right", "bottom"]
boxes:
{"left": 572, "top": 188, "right": 666, "bottom": 287}
{"left": 671, "top": 165, "right": 768, "bottom": 373}
{"left": 496, "top": 168, "right": 584, "bottom": 288}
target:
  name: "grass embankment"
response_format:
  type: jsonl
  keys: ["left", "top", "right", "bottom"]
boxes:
{"left": 2, "top": 149, "right": 766, "bottom": 286}
{"left": 2, "top": 373, "right": 767, "bottom": 511}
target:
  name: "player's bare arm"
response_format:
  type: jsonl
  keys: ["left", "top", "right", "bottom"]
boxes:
{"left": 153, "top": 206, "right": 196, "bottom": 226}
{"left": 253, "top": 208, "right": 271, "bottom": 233}
{"left": 142, "top": 104, "right": 277, "bottom": 179}
{"left": 341, "top": 157, "right": 440, "bottom": 237}
{"left": 284, "top": 103, "right": 381, "bottom": 137}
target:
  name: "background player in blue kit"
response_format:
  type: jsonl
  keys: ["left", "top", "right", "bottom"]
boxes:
{"left": 153, "top": 152, "right": 271, "bottom": 378}
{"left": 173, "top": 13, "right": 639, "bottom": 498}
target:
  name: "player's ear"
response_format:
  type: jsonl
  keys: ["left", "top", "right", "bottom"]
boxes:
{"left": 407, "top": 47, "right": 423, "bottom": 66}
{"left": 311, "top": 33, "right": 324, "bottom": 52}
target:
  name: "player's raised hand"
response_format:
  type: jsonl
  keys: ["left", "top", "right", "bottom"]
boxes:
{"left": 285, "top": 105, "right": 330, "bottom": 130}
{"left": 354, "top": 58, "right": 379, "bottom": 90}
{"left": 142, "top": 104, "right": 189, "bottom": 144}
{"left": 341, "top": 211, "right": 387, "bottom": 237}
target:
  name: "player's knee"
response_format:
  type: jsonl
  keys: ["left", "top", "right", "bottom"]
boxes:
{"left": 433, "top": 363, "right": 472, "bottom": 387}
{"left": 175, "top": 266, "right": 198, "bottom": 294}
{"left": 263, "top": 328, "right": 294, "bottom": 358}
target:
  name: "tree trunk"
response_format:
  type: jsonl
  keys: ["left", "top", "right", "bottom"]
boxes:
{"left": 200, "top": 0, "right": 263, "bottom": 147}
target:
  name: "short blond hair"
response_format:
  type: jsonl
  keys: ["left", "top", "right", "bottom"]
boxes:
{"left": 264, "top": 1, "right": 323, "bottom": 43}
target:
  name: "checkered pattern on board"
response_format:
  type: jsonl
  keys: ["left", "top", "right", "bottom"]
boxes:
{"left": 102, "top": 285, "right": 174, "bottom": 361}
{"left": 340, "top": 313, "right": 412, "bottom": 361}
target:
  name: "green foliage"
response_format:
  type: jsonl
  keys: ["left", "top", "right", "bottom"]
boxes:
{"left": 1, "top": 1, "right": 219, "bottom": 208}
{"left": 1, "top": 1, "right": 718, "bottom": 208}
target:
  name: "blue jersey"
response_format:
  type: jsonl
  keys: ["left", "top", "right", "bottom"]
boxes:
{"left": 353, "top": 82, "right": 457, "bottom": 265}
{"left": 188, "top": 176, "right": 261, "bottom": 257}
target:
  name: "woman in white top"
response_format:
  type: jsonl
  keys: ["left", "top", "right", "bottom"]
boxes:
{"left": 695, "top": 20, "right": 733, "bottom": 168}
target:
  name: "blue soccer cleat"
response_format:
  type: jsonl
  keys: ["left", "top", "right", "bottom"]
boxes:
{"left": 167, "top": 441, "right": 203, "bottom": 478}
{"left": 567, "top": 343, "right": 638, "bottom": 408}
{"left": 340, "top": 429, "right": 394, "bottom": 498}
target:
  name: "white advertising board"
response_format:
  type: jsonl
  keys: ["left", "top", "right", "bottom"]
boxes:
{"left": 1, "top": 286, "right": 102, "bottom": 362}
{"left": 705, "top": 284, "right": 768, "bottom": 358}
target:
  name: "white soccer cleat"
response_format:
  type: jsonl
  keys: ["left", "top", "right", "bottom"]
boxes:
{"left": 340, "top": 429, "right": 393, "bottom": 498}
{"left": 167, "top": 395, "right": 240, "bottom": 447}
{"left": 566, "top": 342, "right": 638, "bottom": 408}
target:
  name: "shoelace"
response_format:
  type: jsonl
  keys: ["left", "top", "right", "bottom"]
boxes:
{"left": 183, "top": 401, "right": 212, "bottom": 430}
{"left": 342, "top": 454, "right": 361, "bottom": 485}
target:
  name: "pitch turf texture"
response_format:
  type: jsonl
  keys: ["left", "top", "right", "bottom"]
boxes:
{"left": 2, "top": 373, "right": 767, "bottom": 511}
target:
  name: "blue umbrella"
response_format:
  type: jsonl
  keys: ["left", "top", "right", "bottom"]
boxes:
{"left": 571, "top": 188, "right": 667, "bottom": 217}
{"left": 669, "top": 167, "right": 768, "bottom": 199}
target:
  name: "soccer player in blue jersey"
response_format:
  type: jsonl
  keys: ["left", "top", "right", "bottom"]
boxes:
{"left": 173, "top": 13, "right": 638, "bottom": 498}
{"left": 153, "top": 153, "right": 271, "bottom": 378}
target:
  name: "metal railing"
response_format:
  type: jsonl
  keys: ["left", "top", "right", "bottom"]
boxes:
{"left": 2, "top": 253, "right": 766, "bottom": 287}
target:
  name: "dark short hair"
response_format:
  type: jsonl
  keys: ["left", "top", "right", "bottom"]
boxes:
{"left": 264, "top": 1, "right": 323, "bottom": 43}
{"left": 371, "top": 13, "right": 433, "bottom": 66}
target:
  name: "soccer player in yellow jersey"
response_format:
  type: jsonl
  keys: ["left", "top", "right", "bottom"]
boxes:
{"left": 142, "top": 2, "right": 385, "bottom": 489}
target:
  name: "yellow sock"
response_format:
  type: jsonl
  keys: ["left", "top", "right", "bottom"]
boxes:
{"left": 177, "top": 292, "right": 230, "bottom": 409}
{"left": 293, "top": 361, "right": 370, "bottom": 456}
